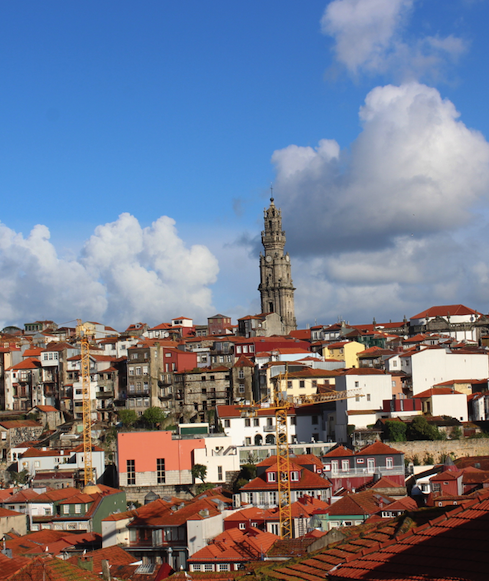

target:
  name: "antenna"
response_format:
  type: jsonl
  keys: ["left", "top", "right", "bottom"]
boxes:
{"left": 270, "top": 183, "right": 274, "bottom": 203}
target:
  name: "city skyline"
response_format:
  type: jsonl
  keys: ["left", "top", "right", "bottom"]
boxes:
{"left": 2, "top": 1, "right": 489, "bottom": 329}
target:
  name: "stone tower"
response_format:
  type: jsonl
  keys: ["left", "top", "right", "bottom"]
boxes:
{"left": 258, "top": 195, "right": 297, "bottom": 334}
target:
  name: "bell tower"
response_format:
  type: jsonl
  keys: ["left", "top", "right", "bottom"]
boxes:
{"left": 258, "top": 193, "right": 297, "bottom": 334}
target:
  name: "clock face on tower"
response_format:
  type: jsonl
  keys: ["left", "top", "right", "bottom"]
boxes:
{"left": 266, "top": 255, "right": 272, "bottom": 262}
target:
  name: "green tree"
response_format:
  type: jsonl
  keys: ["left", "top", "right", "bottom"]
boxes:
{"left": 142, "top": 407, "right": 166, "bottom": 429}
{"left": 118, "top": 409, "right": 138, "bottom": 429}
{"left": 407, "top": 416, "right": 438, "bottom": 441}
{"left": 384, "top": 420, "right": 407, "bottom": 442}
{"left": 191, "top": 464, "right": 207, "bottom": 483}
{"left": 10, "top": 469, "right": 29, "bottom": 485}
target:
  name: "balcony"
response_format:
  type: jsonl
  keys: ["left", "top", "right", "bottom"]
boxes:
{"left": 96, "top": 390, "right": 114, "bottom": 399}
{"left": 263, "top": 425, "right": 275, "bottom": 432}
{"left": 126, "top": 390, "right": 150, "bottom": 398}
{"left": 326, "top": 466, "right": 404, "bottom": 479}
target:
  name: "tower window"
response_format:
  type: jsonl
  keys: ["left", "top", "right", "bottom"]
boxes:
{"left": 269, "top": 302, "right": 274, "bottom": 313}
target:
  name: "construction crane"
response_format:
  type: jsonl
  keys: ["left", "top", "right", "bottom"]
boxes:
{"left": 240, "top": 373, "right": 362, "bottom": 539}
{"left": 76, "top": 320, "right": 94, "bottom": 486}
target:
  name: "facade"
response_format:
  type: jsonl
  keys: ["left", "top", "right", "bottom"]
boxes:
{"left": 239, "top": 455, "right": 332, "bottom": 507}
{"left": 321, "top": 442, "right": 405, "bottom": 493}
{"left": 258, "top": 196, "right": 297, "bottom": 335}
{"left": 334, "top": 369, "right": 394, "bottom": 443}
{"left": 116, "top": 431, "right": 206, "bottom": 490}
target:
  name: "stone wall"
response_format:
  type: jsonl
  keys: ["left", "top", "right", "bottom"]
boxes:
{"left": 389, "top": 438, "right": 489, "bottom": 464}
{"left": 122, "top": 483, "right": 199, "bottom": 505}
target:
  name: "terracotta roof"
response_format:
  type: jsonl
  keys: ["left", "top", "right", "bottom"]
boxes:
{"left": 0, "top": 507, "right": 24, "bottom": 517}
{"left": 414, "top": 387, "right": 464, "bottom": 398}
{"left": 330, "top": 491, "right": 489, "bottom": 581}
{"left": 323, "top": 445, "right": 355, "bottom": 458}
{"left": 357, "top": 441, "right": 403, "bottom": 456}
{"left": 341, "top": 368, "right": 386, "bottom": 376}
{"left": 31, "top": 488, "right": 81, "bottom": 503}
{"left": 233, "top": 354, "right": 255, "bottom": 368}
{"left": 6, "top": 357, "right": 41, "bottom": 371}
{"left": 8, "top": 555, "right": 102, "bottom": 580}
{"left": 66, "top": 545, "right": 135, "bottom": 573}
{"left": 188, "top": 528, "right": 278, "bottom": 563}
{"left": 320, "top": 490, "right": 395, "bottom": 517}
{"left": 0, "top": 419, "right": 42, "bottom": 430}
{"left": 411, "top": 304, "right": 478, "bottom": 319}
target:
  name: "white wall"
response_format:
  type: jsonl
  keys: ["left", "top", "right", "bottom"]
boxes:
{"left": 430, "top": 393, "right": 468, "bottom": 422}
{"left": 411, "top": 348, "right": 488, "bottom": 395}
{"left": 193, "top": 436, "right": 240, "bottom": 483}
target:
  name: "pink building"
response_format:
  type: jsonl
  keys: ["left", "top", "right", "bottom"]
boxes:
{"left": 117, "top": 431, "right": 205, "bottom": 488}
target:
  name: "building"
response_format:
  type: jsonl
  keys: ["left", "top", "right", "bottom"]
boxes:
{"left": 239, "top": 455, "right": 332, "bottom": 507}
{"left": 258, "top": 195, "right": 297, "bottom": 335}
{"left": 321, "top": 442, "right": 405, "bottom": 493}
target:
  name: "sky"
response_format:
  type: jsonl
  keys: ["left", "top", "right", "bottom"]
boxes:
{"left": 2, "top": 0, "right": 489, "bottom": 331}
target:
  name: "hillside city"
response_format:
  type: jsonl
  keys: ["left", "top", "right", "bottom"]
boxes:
{"left": 0, "top": 199, "right": 487, "bottom": 580}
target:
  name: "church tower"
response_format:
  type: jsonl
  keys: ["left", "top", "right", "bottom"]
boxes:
{"left": 258, "top": 194, "right": 297, "bottom": 334}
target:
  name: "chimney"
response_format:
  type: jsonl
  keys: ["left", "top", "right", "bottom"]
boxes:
{"left": 101, "top": 559, "right": 111, "bottom": 581}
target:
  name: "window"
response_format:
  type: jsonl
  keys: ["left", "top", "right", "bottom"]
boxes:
{"left": 367, "top": 458, "right": 375, "bottom": 473}
{"left": 157, "top": 458, "right": 166, "bottom": 483}
{"left": 290, "top": 416, "right": 296, "bottom": 425}
{"left": 341, "top": 460, "right": 349, "bottom": 472}
{"left": 367, "top": 394, "right": 371, "bottom": 402}
{"left": 355, "top": 395, "right": 360, "bottom": 402}
{"left": 239, "top": 522, "right": 246, "bottom": 530}
{"left": 287, "top": 380, "right": 292, "bottom": 389}
{"left": 239, "top": 384, "right": 245, "bottom": 393}
{"left": 245, "top": 437, "right": 251, "bottom": 445}
{"left": 290, "top": 471, "right": 299, "bottom": 482}
{"left": 218, "top": 466, "right": 223, "bottom": 480}
{"left": 219, "top": 564, "right": 230, "bottom": 572}
{"left": 299, "top": 380, "right": 305, "bottom": 388}
{"left": 224, "top": 419, "right": 230, "bottom": 428}
{"left": 127, "top": 459, "right": 136, "bottom": 485}
{"left": 270, "top": 523, "right": 279, "bottom": 535}
{"left": 355, "top": 381, "right": 359, "bottom": 387}
{"left": 386, "top": 457, "right": 393, "bottom": 469}
{"left": 204, "top": 564, "right": 214, "bottom": 572}
{"left": 63, "top": 505, "right": 69, "bottom": 514}
{"left": 136, "top": 367, "right": 142, "bottom": 375}
{"left": 268, "top": 472, "right": 276, "bottom": 483}
{"left": 129, "top": 368, "right": 135, "bottom": 376}
{"left": 312, "top": 415, "right": 318, "bottom": 425}
{"left": 238, "top": 369, "right": 244, "bottom": 379}
{"left": 143, "top": 366, "right": 148, "bottom": 374}
{"left": 75, "top": 504, "right": 81, "bottom": 514}
{"left": 253, "top": 418, "right": 259, "bottom": 427}
{"left": 245, "top": 418, "right": 251, "bottom": 427}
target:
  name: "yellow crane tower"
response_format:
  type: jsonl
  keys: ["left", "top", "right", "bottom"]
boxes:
{"left": 240, "top": 372, "right": 362, "bottom": 540}
{"left": 76, "top": 320, "right": 94, "bottom": 486}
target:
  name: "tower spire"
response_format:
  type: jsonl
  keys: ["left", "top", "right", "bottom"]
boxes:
{"left": 258, "top": 196, "right": 297, "bottom": 334}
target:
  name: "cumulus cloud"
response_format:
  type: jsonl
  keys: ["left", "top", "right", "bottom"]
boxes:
{"left": 273, "top": 82, "right": 489, "bottom": 254}
{"left": 271, "top": 82, "right": 489, "bottom": 323}
{"left": 0, "top": 213, "right": 219, "bottom": 330}
{"left": 321, "top": 0, "right": 467, "bottom": 79}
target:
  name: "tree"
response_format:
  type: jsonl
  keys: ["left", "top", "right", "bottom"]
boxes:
{"left": 142, "top": 407, "right": 166, "bottom": 429}
{"left": 118, "top": 409, "right": 138, "bottom": 429}
{"left": 384, "top": 420, "right": 406, "bottom": 442}
{"left": 407, "top": 416, "right": 439, "bottom": 441}
{"left": 192, "top": 464, "right": 207, "bottom": 483}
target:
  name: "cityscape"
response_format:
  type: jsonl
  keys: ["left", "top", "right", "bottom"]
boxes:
{"left": 0, "top": 195, "right": 488, "bottom": 580}
{"left": 2, "top": 1, "right": 489, "bottom": 580}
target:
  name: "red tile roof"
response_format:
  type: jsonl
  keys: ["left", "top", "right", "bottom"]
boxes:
{"left": 323, "top": 445, "right": 354, "bottom": 458}
{"left": 66, "top": 545, "right": 136, "bottom": 573}
{"left": 7, "top": 555, "right": 102, "bottom": 580}
{"left": 330, "top": 491, "right": 489, "bottom": 581}
{"left": 188, "top": 528, "right": 278, "bottom": 563}
{"left": 414, "top": 387, "right": 464, "bottom": 398}
{"left": 357, "top": 442, "right": 403, "bottom": 456}
{"left": 411, "top": 304, "right": 478, "bottom": 319}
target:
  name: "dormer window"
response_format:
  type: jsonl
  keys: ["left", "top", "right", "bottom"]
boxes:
{"left": 290, "top": 471, "right": 299, "bottom": 482}
{"left": 267, "top": 472, "right": 277, "bottom": 483}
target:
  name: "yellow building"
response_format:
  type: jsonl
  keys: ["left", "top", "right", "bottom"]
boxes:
{"left": 273, "top": 367, "right": 343, "bottom": 398}
{"left": 322, "top": 341, "right": 365, "bottom": 369}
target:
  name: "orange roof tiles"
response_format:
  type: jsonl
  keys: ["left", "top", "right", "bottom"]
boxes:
{"left": 411, "top": 304, "right": 478, "bottom": 319}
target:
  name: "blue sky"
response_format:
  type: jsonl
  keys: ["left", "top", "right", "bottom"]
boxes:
{"left": 2, "top": 1, "right": 489, "bottom": 330}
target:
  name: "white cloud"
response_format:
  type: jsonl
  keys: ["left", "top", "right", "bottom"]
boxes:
{"left": 321, "top": 0, "right": 467, "bottom": 79}
{"left": 271, "top": 82, "right": 489, "bottom": 324}
{"left": 0, "top": 213, "right": 219, "bottom": 330}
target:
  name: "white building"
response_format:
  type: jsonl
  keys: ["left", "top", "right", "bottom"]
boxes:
{"left": 335, "top": 369, "right": 394, "bottom": 443}
{"left": 193, "top": 436, "right": 240, "bottom": 484}
{"left": 401, "top": 347, "right": 488, "bottom": 396}
{"left": 18, "top": 445, "right": 105, "bottom": 482}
